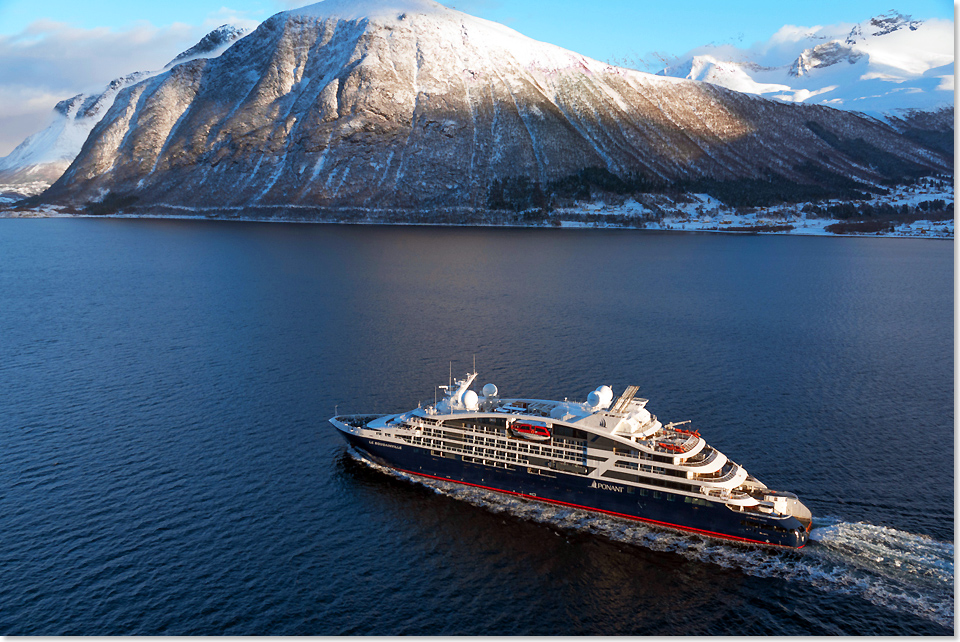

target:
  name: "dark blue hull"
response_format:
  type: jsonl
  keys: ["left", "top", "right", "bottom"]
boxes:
{"left": 340, "top": 429, "right": 808, "bottom": 548}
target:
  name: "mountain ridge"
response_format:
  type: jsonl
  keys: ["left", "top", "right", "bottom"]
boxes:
{"left": 36, "top": 1, "right": 951, "bottom": 218}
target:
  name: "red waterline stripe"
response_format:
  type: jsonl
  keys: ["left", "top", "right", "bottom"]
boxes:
{"left": 396, "top": 467, "right": 804, "bottom": 549}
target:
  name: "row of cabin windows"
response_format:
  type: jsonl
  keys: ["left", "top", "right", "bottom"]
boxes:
{"left": 527, "top": 467, "right": 556, "bottom": 478}
{"left": 740, "top": 520, "right": 793, "bottom": 533}
{"left": 445, "top": 418, "right": 508, "bottom": 431}
{"left": 615, "top": 460, "right": 685, "bottom": 477}
{"left": 417, "top": 430, "right": 584, "bottom": 461}
{"left": 602, "top": 469, "right": 697, "bottom": 493}
{"left": 411, "top": 434, "right": 679, "bottom": 480}
{"left": 460, "top": 455, "right": 514, "bottom": 470}
{"left": 601, "top": 441, "right": 673, "bottom": 465}
{"left": 437, "top": 420, "right": 589, "bottom": 445}
{"left": 409, "top": 436, "right": 584, "bottom": 466}
{"left": 552, "top": 425, "right": 588, "bottom": 440}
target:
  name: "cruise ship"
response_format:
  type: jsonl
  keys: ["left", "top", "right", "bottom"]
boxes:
{"left": 331, "top": 370, "right": 813, "bottom": 548}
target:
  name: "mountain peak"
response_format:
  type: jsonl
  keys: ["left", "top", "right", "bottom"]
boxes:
{"left": 166, "top": 24, "right": 248, "bottom": 68}
{"left": 867, "top": 10, "right": 922, "bottom": 35}
{"left": 286, "top": 0, "right": 451, "bottom": 22}
{"left": 845, "top": 10, "right": 922, "bottom": 44}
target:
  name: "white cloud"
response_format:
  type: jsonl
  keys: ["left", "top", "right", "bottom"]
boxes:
{"left": 0, "top": 14, "right": 257, "bottom": 157}
{"left": 767, "top": 24, "right": 826, "bottom": 45}
{"left": 272, "top": 0, "right": 315, "bottom": 9}
{"left": 202, "top": 6, "right": 263, "bottom": 31}
{"left": 0, "top": 20, "right": 196, "bottom": 94}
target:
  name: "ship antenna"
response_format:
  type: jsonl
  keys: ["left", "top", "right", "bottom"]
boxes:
{"left": 449, "top": 361, "right": 452, "bottom": 388}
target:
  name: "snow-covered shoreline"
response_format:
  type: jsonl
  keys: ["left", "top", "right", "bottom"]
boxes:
{"left": 0, "top": 208, "right": 952, "bottom": 239}
{"left": 553, "top": 177, "right": 954, "bottom": 239}
{"left": 2, "top": 176, "right": 952, "bottom": 239}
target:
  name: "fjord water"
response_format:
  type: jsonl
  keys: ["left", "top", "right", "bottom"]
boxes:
{"left": 0, "top": 219, "right": 952, "bottom": 635}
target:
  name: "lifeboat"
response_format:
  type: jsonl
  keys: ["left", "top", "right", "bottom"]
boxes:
{"left": 658, "top": 442, "right": 685, "bottom": 453}
{"left": 509, "top": 422, "right": 552, "bottom": 442}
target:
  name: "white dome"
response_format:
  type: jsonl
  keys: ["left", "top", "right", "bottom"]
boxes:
{"left": 596, "top": 385, "right": 613, "bottom": 408}
{"left": 482, "top": 383, "right": 498, "bottom": 398}
{"left": 462, "top": 389, "right": 479, "bottom": 410}
{"left": 587, "top": 390, "right": 601, "bottom": 407}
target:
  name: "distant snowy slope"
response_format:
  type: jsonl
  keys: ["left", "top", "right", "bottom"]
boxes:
{"left": 659, "top": 11, "right": 953, "bottom": 116}
{"left": 0, "top": 25, "right": 249, "bottom": 192}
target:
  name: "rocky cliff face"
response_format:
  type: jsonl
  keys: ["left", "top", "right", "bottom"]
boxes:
{"left": 42, "top": 0, "right": 950, "bottom": 216}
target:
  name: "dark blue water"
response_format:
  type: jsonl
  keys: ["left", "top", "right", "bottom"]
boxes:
{"left": 0, "top": 219, "right": 952, "bottom": 635}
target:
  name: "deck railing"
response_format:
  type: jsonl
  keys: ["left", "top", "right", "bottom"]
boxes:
{"left": 683, "top": 449, "right": 719, "bottom": 468}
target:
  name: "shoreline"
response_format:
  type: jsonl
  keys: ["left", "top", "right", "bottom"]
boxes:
{"left": 3, "top": 177, "right": 951, "bottom": 240}
{"left": 0, "top": 209, "right": 953, "bottom": 239}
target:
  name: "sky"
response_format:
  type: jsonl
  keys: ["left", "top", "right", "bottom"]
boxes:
{"left": 0, "top": 0, "right": 954, "bottom": 155}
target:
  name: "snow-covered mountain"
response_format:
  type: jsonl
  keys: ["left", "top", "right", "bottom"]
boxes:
{"left": 0, "top": 25, "right": 247, "bottom": 192}
{"left": 40, "top": 0, "right": 950, "bottom": 216}
{"left": 659, "top": 11, "right": 953, "bottom": 116}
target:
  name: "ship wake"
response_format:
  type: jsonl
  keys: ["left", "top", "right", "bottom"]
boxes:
{"left": 347, "top": 448, "right": 954, "bottom": 629}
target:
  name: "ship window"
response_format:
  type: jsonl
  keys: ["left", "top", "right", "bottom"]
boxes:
{"left": 666, "top": 494, "right": 675, "bottom": 501}
{"left": 653, "top": 491, "right": 661, "bottom": 499}
{"left": 602, "top": 470, "right": 640, "bottom": 483}
{"left": 527, "top": 467, "right": 556, "bottom": 478}
{"left": 638, "top": 489, "right": 647, "bottom": 496}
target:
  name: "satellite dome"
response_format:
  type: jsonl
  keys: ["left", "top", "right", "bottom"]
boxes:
{"left": 597, "top": 385, "right": 613, "bottom": 408}
{"left": 462, "top": 390, "right": 479, "bottom": 410}
{"left": 587, "top": 390, "right": 601, "bottom": 407}
{"left": 482, "top": 383, "right": 498, "bottom": 398}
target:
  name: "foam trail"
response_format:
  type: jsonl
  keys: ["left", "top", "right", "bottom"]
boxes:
{"left": 346, "top": 448, "right": 954, "bottom": 629}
